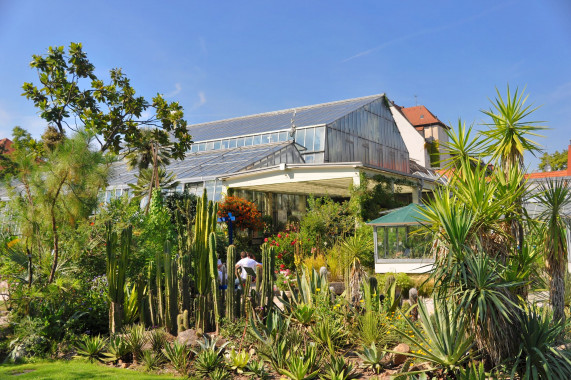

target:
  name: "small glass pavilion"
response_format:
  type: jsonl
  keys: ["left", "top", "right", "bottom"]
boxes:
{"left": 367, "top": 203, "right": 434, "bottom": 273}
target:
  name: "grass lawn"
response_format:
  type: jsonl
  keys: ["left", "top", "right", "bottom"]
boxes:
{"left": 0, "top": 360, "right": 180, "bottom": 379}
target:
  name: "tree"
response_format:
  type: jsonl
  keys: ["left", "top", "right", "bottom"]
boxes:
{"left": 535, "top": 179, "right": 571, "bottom": 324}
{"left": 538, "top": 150, "right": 568, "bottom": 172}
{"left": 6, "top": 129, "right": 109, "bottom": 283}
{"left": 22, "top": 43, "right": 192, "bottom": 159}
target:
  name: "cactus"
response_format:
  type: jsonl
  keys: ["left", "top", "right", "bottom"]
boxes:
{"left": 225, "top": 245, "right": 236, "bottom": 321}
{"left": 208, "top": 231, "right": 220, "bottom": 334}
{"left": 106, "top": 224, "right": 132, "bottom": 334}
{"left": 164, "top": 241, "right": 179, "bottom": 335}
{"left": 177, "top": 313, "right": 185, "bottom": 334}
{"left": 194, "top": 189, "right": 219, "bottom": 332}
{"left": 258, "top": 243, "right": 276, "bottom": 317}
{"left": 409, "top": 287, "right": 419, "bottom": 321}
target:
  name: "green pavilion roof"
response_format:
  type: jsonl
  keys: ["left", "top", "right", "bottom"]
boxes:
{"left": 366, "top": 203, "right": 428, "bottom": 226}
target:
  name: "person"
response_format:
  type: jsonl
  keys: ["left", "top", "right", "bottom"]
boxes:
{"left": 235, "top": 251, "right": 261, "bottom": 285}
{"left": 217, "top": 258, "right": 227, "bottom": 289}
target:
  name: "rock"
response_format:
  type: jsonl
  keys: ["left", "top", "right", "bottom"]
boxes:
{"left": 391, "top": 343, "right": 410, "bottom": 366}
{"left": 176, "top": 329, "right": 202, "bottom": 348}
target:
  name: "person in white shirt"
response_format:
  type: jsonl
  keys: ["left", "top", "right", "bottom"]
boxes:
{"left": 235, "top": 251, "right": 261, "bottom": 282}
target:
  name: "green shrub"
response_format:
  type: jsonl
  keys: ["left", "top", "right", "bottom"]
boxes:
{"left": 322, "top": 355, "right": 359, "bottom": 380}
{"left": 141, "top": 349, "right": 166, "bottom": 372}
{"left": 73, "top": 335, "right": 107, "bottom": 363}
{"left": 356, "top": 343, "right": 386, "bottom": 374}
{"left": 227, "top": 348, "right": 250, "bottom": 374}
{"left": 163, "top": 341, "right": 190, "bottom": 376}
{"left": 148, "top": 328, "right": 167, "bottom": 353}
{"left": 104, "top": 335, "right": 130, "bottom": 363}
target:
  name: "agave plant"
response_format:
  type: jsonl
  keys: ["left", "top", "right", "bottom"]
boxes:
{"left": 313, "top": 318, "right": 348, "bottom": 355}
{"left": 291, "top": 303, "right": 315, "bottom": 326}
{"left": 458, "top": 361, "right": 487, "bottom": 380}
{"left": 510, "top": 306, "right": 571, "bottom": 380}
{"left": 163, "top": 341, "right": 190, "bottom": 376}
{"left": 194, "top": 349, "right": 225, "bottom": 377}
{"left": 74, "top": 334, "right": 107, "bottom": 363}
{"left": 227, "top": 348, "right": 250, "bottom": 374}
{"left": 356, "top": 343, "right": 386, "bottom": 374}
{"left": 246, "top": 358, "right": 270, "bottom": 380}
{"left": 321, "top": 355, "right": 360, "bottom": 380}
{"left": 278, "top": 343, "right": 321, "bottom": 380}
{"left": 124, "top": 324, "right": 147, "bottom": 364}
{"left": 208, "top": 367, "right": 231, "bottom": 380}
{"left": 393, "top": 298, "right": 475, "bottom": 377}
{"left": 104, "top": 334, "right": 130, "bottom": 363}
{"left": 149, "top": 327, "right": 167, "bottom": 353}
{"left": 141, "top": 349, "right": 166, "bottom": 372}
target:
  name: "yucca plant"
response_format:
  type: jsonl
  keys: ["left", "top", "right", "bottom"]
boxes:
{"left": 104, "top": 334, "right": 130, "bottom": 363}
{"left": 356, "top": 343, "right": 386, "bottom": 374}
{"left": 510, "top": 306, "right": 571, "bottom": 380}
{"left": 393, "top": 298, "right": 475, "bottom": 377}
{"left": 149, "top": 327, "right": 167, "bottom": 353}
{"left": 458, "top": 361, "right": 487, "bottom": 380}
{"left": 258, "top": 334, "right": 293, "bottom": 373}
{"left": 227, "top": 348, "right": 250, "bottom": 374}
{"left": 141, "top": 349, "right": 166, "bottom": 372}
{"left": 321, "top": 355, "right": 360, "bottom": 380}
{"left": 163, "top": 341, "right": 191, "bottom": 376}
{"left": 74, "top": 334, "right": 108, "bottom": 363}
{"left": 124, "top": 323, "right": 147, "bottom": 364}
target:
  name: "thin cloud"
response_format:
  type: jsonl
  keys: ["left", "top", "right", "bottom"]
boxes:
{"left": 165, "top": 83, "right": 182, "bottom": 98}
{"left": 191, "top": 91, "right": 207, "bottom": 110}
{"left": 198, "top": 37, "right": 207, "bottom": 55}
{"left": 342, "top": 1, "right": 514, "bottom": 63}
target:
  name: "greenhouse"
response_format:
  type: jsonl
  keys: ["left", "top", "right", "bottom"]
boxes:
{"left": 367, "top": 203, "right": 434, "bottom": 273}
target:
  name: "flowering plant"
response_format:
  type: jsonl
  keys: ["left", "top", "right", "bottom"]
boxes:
{"left": 218, "top": 196, "right": 263, "bottom": 230}
{"left": 266, "top": 222, "right": 317, "bottom": 269}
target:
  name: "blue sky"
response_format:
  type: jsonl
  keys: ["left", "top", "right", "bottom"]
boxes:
{"left": 0, "top": 0, "right": 570, "bottom": 170}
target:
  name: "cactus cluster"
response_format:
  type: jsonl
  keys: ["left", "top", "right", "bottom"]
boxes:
{"left": 225, "top": 245, "right": 237, "bottom": 321}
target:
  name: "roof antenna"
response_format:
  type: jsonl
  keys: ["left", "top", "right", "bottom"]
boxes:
{"left": 414, "top": 95, "right": 418, "bottom": 106}
{"left": 289, "top": 109, "right": 297, "bottom": 137}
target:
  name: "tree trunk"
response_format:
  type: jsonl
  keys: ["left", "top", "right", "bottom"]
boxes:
{"left": 47, "top": 208, "right": 59, "bottom": 284}
{"left": 551, "top": 269, "right": 566, "bottom": 323}
{"left": 109, "top": 301, "right": 123, "bottom": 333}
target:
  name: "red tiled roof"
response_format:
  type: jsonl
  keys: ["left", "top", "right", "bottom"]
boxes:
{"left": 400, "top": 105, "right": 443, "bottom": 127}
{"left": 0, "top": 138, "right": 13, "bottom": 154}
{"left": 526, "top": 170, "right": 568, "bottom": 179}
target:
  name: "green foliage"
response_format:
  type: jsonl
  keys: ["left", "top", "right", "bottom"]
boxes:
{"left": 245, "top": 359, "right": 270, "bottom": 379}
{"left": 291, "top": 303, "right": 316, "bottom": 326}
{"left": 194, "top": 349, "right": 225, "bottom": 377}
{"left": 321, "top": 355, "right": 360, "bottom": 380}
{"left": 539, "top": 149, "right": 568, "bottom": 172}
{"left": 278, "top": 343, "right": 321, "bottom": 380}
{"left": 458, "top": 362, "right": 487, "bottom": 380}
{"left": 356, "top": 343, "right": 386, "bottom": 374}
{"left": 208, "top": 368, "right": 231, "bottom": 380}
{"left": 310, "top": 317, "right": 348, "bottom": 355}
{"left": 357, "top": 311, "right": 389, "bottom": 347}
{"left": 104, "top": 335, "right": 130, "bottom": 363}
{"left": 73, "top": 334, "right": 108, "bottom": 363}
{"left": 394, "top": 299, "right": 475, "bottom": 377}
{"left": 162, "top": 341, "right": 190, "bottom": 376}
{"left": 148, "top": 328, "right": 167, "bottom": 354}
{"left": 22, "top": 43, "right": 191, "bottom": 156}
{"left": 141, "top": 349, "right": 166, "bottom": 372}
{"left": 511, "top": 306, "right": 571, "bottom": 380}
{"left": 124, "top": 324, "right": 147, "bottom": 363}
{"left": 227, "top": 348, "right": 250, "bottom": 374}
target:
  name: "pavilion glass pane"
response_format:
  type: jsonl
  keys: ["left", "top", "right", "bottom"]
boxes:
{"left": 305, "top": 128, "right": 315, "bottom": 151}
{"left": 229, "top": 139, "right": 237, "bottom": 148}
{"left": 295, "top": 129, "right": 305, "bottom": 147}
{"left": 314, "top": 127, "right": 324, "bottom": 151}
{"left": 279, "top": 131, "right": 288, "bottom": 142}
{"left": 407, "top": 226, "right": 432, "bottom": 259}
{"left": 387, "top": 227, "right": 397, "bottom": 258}
{"left": 261, "top": 134, "right": 270, "bottom": 144}
{"left": 253, "top": 135, "right": 261, "bottom": 145}
{"left": 237, "top": 138, "right": 245, "bottom": 147}
{"left": 213, "top": 140, "right": 221, "bottom": 150}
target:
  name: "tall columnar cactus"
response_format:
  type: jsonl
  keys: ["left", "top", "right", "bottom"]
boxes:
{"left": 194, "top": 189, "right": 218, "bottom": 332}
{"left": 258, "top": 243, "right": 276, "bottom": 317}
{"left": 208, "top": 231, "right": 220, "bottom": 334}
{"left": 106, "top": 224, "right": 132, "bottom": 334}
{"left": 225, "top": 245, "right": 236, "bottom": 321}
{"left": 164, "top": 241, "right": 179, "bottom": 335}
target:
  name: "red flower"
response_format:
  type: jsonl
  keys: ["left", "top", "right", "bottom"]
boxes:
{"left": 290, "top": 241, "right": 295, "bottom": 246}
{"left": 272, "top": 240, "right": 276, "bottom": 245}
{"left": 277, "top": 233, "right": 282, "bottom": 238}
{"left": 286, "top": 233, "right": 289, "bottom": 238}
{"left": 276, "top": 243, "right": 279, "bottom": 247}
{"left": 277, "top": 253, "right": 283, "bottom": 259}
{"left": 264, "top": 238, "right": 268, "bottom": 242}
{"left": 280, "top": 264, "right": 285, "bottom": 269}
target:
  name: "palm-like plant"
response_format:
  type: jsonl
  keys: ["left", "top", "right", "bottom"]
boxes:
{"left": 534, "top": 179, "right": 571, "bottom": 322}
{"left": 74, "top": 334, "right": 108, "bottom": 363}
{"left": 163, "top": 341, "right": 191, "bottom": 376}
{"left": 481, "top": 86, "right": 545, "bottom": 173}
